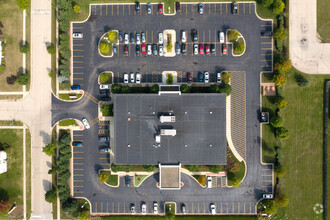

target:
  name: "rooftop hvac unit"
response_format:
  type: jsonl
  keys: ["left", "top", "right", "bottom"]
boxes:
{"left": 160, "top": 129, "right": 177, "bottom": 136}
{"left": 160, "top": 115, "right": 176, "bottom": 123}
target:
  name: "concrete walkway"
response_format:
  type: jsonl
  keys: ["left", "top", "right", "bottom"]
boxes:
{"left": 289, "top": 0, "right": 330, "bottom": 74}
{"left": 0, "top": 0, "right": 52, "bottom": 219}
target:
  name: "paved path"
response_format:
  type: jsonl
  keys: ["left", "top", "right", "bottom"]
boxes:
{"left": 289, "top": 0, "right": 330, "bottom": 74}
{"left": 0, "top": 0, "right": 52, "bottom": 219}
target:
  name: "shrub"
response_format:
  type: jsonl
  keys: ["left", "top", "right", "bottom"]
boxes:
{"left": 45, "top": 188, "right": 57, "bottom": 203}
{"left": 78, "top": 210, "right": 89, "bottom": 220}
{"left": 42, "top": 142, "right": 56, "bottom": 156}
{"left": 274, "top": 96, "right": 287, "bottom": 108}
{"left": 274, "top": 162, "right": 287, "bottom": 177}
{"left": 73, "top": 4, "right": 81, "bottom": 13}
{"left": 195, "top": 175, "right": 206, "bottom": 186}
{"left": 273, "top": 26, "right": 287, "bottom": 41}
{"left": 60, "top": 81, "right": 71, "bottom": 90}
{"left": 273, "top": 74, "right": 287, "bottom": 87}
{"left": 99, "top": 42, "right": 110, "bottom": 55}
{"left": 229, "top": 162, "right": 240, "bottom": 173}
{"left": 273, "top": 0, "right": 285, "bottom": 14}
{"left": 276, "top": 127, "right": 289, "bottom": 140}
{"left": 48, "top": 72, "right": 53, "bottom": 78}
{"left": 234, "top": 42, "right": 245, "bottom": 54}
{"left": 58, "top": 75, "right": 69, "bottom": 84}
{"left": 47, "top": 44, "right": 56, "bottom": 54}
{"left": 274, "top": 193, "right": 289, "bottom": 207}
{"left": 99, "top": 72, "right": 111, "bottom": 84}
{"left": 184, "top": 165, "right": 198, "bottom": 172}
{"left": 180, "top": 84, "right": 190, "bottom": 93}
{"left": 262, "top": 0, "right": 274, "bottom": 8}
{"left": 16, "top": 0, "right": 30, "bottom": 9}
{"left": 221, "top": 72, "right": 231, "bottom": 84}
{"left": 101, "top": 104, "right": 113, "bottom": 116}
{"left": 107, "top": 31, "right": 117, "bottom": 41}
{"left": 98, "top": 172, "right": 108, "bottom": 183}
{"left": 270, "top": 115, "right": 284, "bottom": 127}
{"left": 150, "top": 84, "right": 159, "bottom": 93}
{"left": 142, "top": 165, "right": 156, "bottom": 172}
{"left": 0, "top": 200, "right": 11, "bottom": 214}
{"left": 219, "top": 83, "right": 232, "bottom": 96}
{"left": 0, "top": 65, "right": 5, "bottom": 72}
{"left": 17, "top": 73, "right": 29, "bottom": 85}
{"left": 166, "top": 74, "right": 173, "bottom": 84}
{"left": 263, "top": 200, "right": 278, "bottom": 215}
{"left": 209, "top": 165, "right": 222, "bottom": 173}
{"left": 276, "top": 39, "right": 283, "bottom": 52}
{"left": 227, "top": 29, "right": 239, "bottom": 41}
{"left": 20, "top": 43, "right": 29, "bottom": 53}
{"left": 278, "top": 15, "right": 284, "bottom": 27}
{"left": 297, "top": 75, "right": 309, "bottom": 87}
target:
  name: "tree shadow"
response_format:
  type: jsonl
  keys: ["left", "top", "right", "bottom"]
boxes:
{"left": 0, "top": 187, "right": 9, "bottom": 201}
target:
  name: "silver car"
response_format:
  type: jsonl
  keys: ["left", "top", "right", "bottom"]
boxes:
{"left": 73, "top": 33, "right": 83, "bottom": 38}
{"left": 193, "top": 44, "right": 198, "bottom": 55}
{"left": 82, "top": 118, "right": 90, "bottom": 129}
{"left": 147, "top": 44, "right": 152, "bottom": 55}
{"left": 175, "top": 42, "right": 180, "bottom": 54}
{"left": 158, "top": 32, "right": 163, "bottom": 44}
{"left": 141, "top": 32, "right": 146, "bottom": 43}
{"left": 136, "top": 33, "right": 141, "bottom": 45}
{"left": 130, "top": 72, "right": 135, "bottom": 83}
{"left": 124, "top": 33, "right": 129, "bottom": 44}
{"left": 159, "top": 44, "right": 163, "bottom": 56}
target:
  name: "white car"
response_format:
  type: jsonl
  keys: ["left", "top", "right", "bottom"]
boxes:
{"left": 207, "top": 176, "right": 212, "bottom": 188}
{"left": 136, "top": 73, "right": 141, "bottom": 84}
{"left": 193, "top": 44, "right": 198, "bottom": 55}
{"left": 204, "top": 72, "right": 209, "bottom": 83}
{"left": 219, "top": 31, "right": 225, "bottom": 43}
{"left": 82, "top": 118, "right": 90, "bottom": 129}
{"left": 158, "top": 32, "right": 163, "bottom": 44}
{"left": 130, "top": 204, "right": 135, "bottom": 215}
{"left": 141, "top": 203, "right": 146, "bottom": 215}
{"left": 217, "top": 72, "right": 222, "bottom": 83}
{"left": 72, "top": 33, "right": 83, "bottom": 38}
{"left": 124, "top": 73, "right": 129, "bottom": 83}
{"left": 263, "top": 194, "right": 273, "bottom": 199}
{"left": 147, "top": 44, "right": 152, "bottom": 55}
{"left": 124, "top": 33, "right": 129, "bottom": 44}
{"left": 99, "top": 84, "right": 110, "bottom": 90}
{"left": 130, "top": 72, "right": 135, "bottom": 83}
{"left": 136, "top": 33, "right": 141, "bottom": 45}
{"left": 181, "top": 30, "right": 186, "bottom": 43}
{"left": 153, "top": 202, "right": 158, "bottom": 214}
{"left": 210, "top": 203, "right": 216, "bottom": 215}
{"left": 159, "top": 44, "right": 163, "bottom": 56}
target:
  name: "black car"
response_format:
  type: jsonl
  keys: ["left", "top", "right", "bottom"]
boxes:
{"left": 130, "top": 33, "right": 134, "bottom": 43}
{"left": 136, "top": 45, "right": 140, "bottom": 56}
{"left": 125, "top": 175, "right": 131, "bottom": 187}
{"left": 100, "top": 90, "right": 110, "bottom": 96}
{"left": 232, "top": 1, "right": 238, "bottom": 15}
{"left": 181, "top": 43, "right": 186, "bottom": 55}
{"left": 99, "top": 136, "right": 110, "bottom": 141}
{"left": 175, "top": 42, "right": 180, "bottom": 54}
{"left": 100, "top": 96, "right": 111, "bottom": 102}
{"left": 192, "top": 29, "right": 198, "bottom": 43}
{"left": 135, "top": 2, "right": 140, "bottom": 12}
{"left": 153, "top": 44, "right": 157, "bottom": 55}
{"left": 99, "top": 146, "right": 110, "bottom": 152}
{"left": 210, "top": 44, "right": 215, "bottom": 54}
{"left": 118, "top": 31, "right": 123, "bottom": 42}
{"left": 262, "top": 31, "right": 273, "bottom": 36}
{"left": 187, "top": 72, "right": 192, "bottom": 83}
{"left": 176, "top": 2, "right": 180, "bottom": 12}
{"left": 198, "top": 72, "right": 203, "bottom": 82}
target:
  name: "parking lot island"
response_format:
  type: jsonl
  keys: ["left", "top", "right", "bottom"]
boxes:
{"left": 163, "top": 30, "right": 176, "bottom": 57}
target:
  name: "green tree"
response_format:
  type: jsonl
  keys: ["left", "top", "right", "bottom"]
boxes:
{"left": 276, "top": 127, "right": 289, "bottom": 140}
{"left": 16, "top": 0, "right": 30, "bottom": 9}
{"left": 234, "top": 42, "right": 245, "bottom": 54}
{"left": 221, "top": 72, "right": 231, "bottom": 84}
{"left": 297, "top": 75, "right": 309, "bottom": 87}
{"left": 78, "top": 210, "right": 89, "bottom": 220}
{"left": 73, "top": 4, "right": 81, "bottom": 13}
{"left": 274, "top": 193, "right": 289, "bottom": 207}
{"left": 0, "top": 65, "right": 5, "bottom": 72}
{"left": 42, "top": 142, "right": 56, "bottom": 156}
{"left": 273, "top": 73, "right": 287, "bottom": 87}
{"left": 98, "top": 172, "right": 108, "bottom": 183}
{"left": 273, "top": 26, "right": 287, "bottom": 41}
{"left": 101, "top": 104, "right": 111, "bottom": 116}
{"left": 150, "top": 84, "right": 159, "bottom": 93}
{"left": 107, "top": 31, "right": 117, "bottom": 41}
{"left": 47, "top": 44, "right": 56, "bottom": 54}
{"left": 180, "top": 84, "right": 190, "bottom": 93}
{"left": 262, "top": 0, "right": 274, "bottom": 8}
{"left": 99, "top": 42, "right": 110, "bottom": 55}
{"left": 17, "top": 73, "right": 29, "bottom": 85}
{"left": 270, "top": 115, "right": 284, "bottom": 127}
{"left": 230, "top": 177, "right": 241, "bottom": 187}
{"left": 263, "top": 200, "right": 278, "bottom": 215}
{"left": 274, "top": 96, "right": 287, "bottom": 108}
{"left": 209, "top": 165, "right": 222, "bottom": 173}
{"left": 166, "top": 74, "right": 173, "bottom": 84}
{"left": 111, "top": 84, "right": 122, "bottom": 93}
{"left": 273, "top": 0, "right": 285, "bottom": 14}
{"left": 275, "top": 59, "right": 292, "bottom": 73}
{"left": 184, "top": 165, "right": 198, "bottom": 172}
{"left": 143, "top": 165, "right": 156, "bottom": 172}
{"left": 219, "top": 83, "right": 232, "bottom": 96}
{"left": 20, "top": 43, "right": 29, "bottom": 53}
{"left": 45, "top": 188, "right": 57, "bottom": 203}
{"left": 274, "top": 162, "right": 287, "bottom": 177}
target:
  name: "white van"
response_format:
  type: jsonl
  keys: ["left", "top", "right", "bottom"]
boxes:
{"left": 207, "top": 176, "right": 212, "bottom": 188}
{"left": 181, "top": 30, "right": 186, "bottom": 43}
{"left": 219, "top": 32, "right": 225, "bottom": 43}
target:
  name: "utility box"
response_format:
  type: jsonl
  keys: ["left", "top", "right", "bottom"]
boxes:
{"left": 160, "top": 129, "right": 177, "bottom": 136}
{"left": 160, "top": 115, "right": 176, "bottom": 123}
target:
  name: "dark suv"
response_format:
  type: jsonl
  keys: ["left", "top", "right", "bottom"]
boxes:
{"left": 135, "top": 2, "right": 140, "bottom": 13}
{"left": 187, "top": 72, "right": 192, "bottom": 83}
{"left": 192, "top": 29, "right": 198, "bottom": 43}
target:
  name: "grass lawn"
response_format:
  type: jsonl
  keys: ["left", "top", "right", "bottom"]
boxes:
{"left": 263, "top": 70, "right": 328, "bottom": 220}
{"left": 0, "top": 0, "right": 25, "bottom": 92}
{"left": 25, "top": 129, "right": 31, "bottom": 219}
{"left": 105, "top": 171, "right": 118, "bottom": 186}
{"left": 134, "top": 175, "right": 148, "bottom": 186}
{"left": 0, "top": 121, "right": 23, "bottom": 126}
{"left": 58, "top": 119, "right": 78, "bottom": 126}
{"left": 99, "top": 72, "right": 113, "bottom": 84}
{"left": 0, "top": 129, "right": 24, "bottom": 206}
{"left": 58, "top": 93, "right": 82, "bottom": 101}
{"left": 51, "top": 0, "right": 57, "bottom": 94}
{"left": 317, "top": 0, "right": 330, "bottom": 42}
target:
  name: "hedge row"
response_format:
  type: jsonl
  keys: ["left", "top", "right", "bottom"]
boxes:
{"left": 111, "top": 84, "right": 159, "bottom": 94}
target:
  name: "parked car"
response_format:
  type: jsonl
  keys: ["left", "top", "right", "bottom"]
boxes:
{"left": 119, "top": 31, "right": 123, "bottom": 42}
{"left": 147, "top": 3, "right": 151, "bottom": 14}
{"left": 262, "top": 31, "right": 272, "bottom": 36}
{"left": 82, "top": 118, "right": 90, "bottom": 129}
{"left": 100, "top": 96, "right": 111, "bottom": 102}
{"left": 130, "top": 33, "right": 135, "bottom": 43}
{"left": 100, "top": 90, "right": 110, "bottom": 96}
{"left": 131, "top": 204, "right": 136, "bottom": 215}
{"left": 100, "top": 84, "right": 110, "bottom": 90}
{"left": 136, "top": 45, "right": 140, "bottom": 56}
{"left": 199, "top": 44, "right": 204, "bottom": 54}
{"left": 124, "top": 73, "right": 129, "bottom": 83}
{"left": 198, "top": 72, "right": 203, "bottom": 82}
{"left": 210, "top": 203, "right": 216, "bottom": 215}
{"left": 136, "top": 33, "right": 141, "bottom": 44}
{"left": 207, "top": 176, "right": 212, "bottom": 188}
{"left": 141, "top": 203, "right": 146, "bottom": 215}
{"left": 141, "top": 43, "right": 146, "bottom": 54}
{"left": 232, "top": 1, "right": 238, "bottom": 15}
{"left": 175, "top": 42, "right": 180, "bottom": 54}
{"left": 204, "top": 71, "right": 209, "bottom": 83}
{"left": 187, "top": 72, "right": 192, "bottom": 83}
{"left": 222, "top": 43, "right": 227, "bottom": 55}
{"left": 181, "top": 30, "right": 186, "bottom": 43}
{"left": 198, "top": 3, "right": 203, "bottom": 14}
{"left": 72, "top": 33, "right": 83, "bottom": 38}
{"left": 153, "top": 44, "right": 158, "bottom": 55}
{"left": 263, "top": 194, "right": 273, "bottom": 199}
{"left": 99, "top": 136, "right": 110, "bottom": 141}
{"left": 192, "top": 29, "right": 198, "bottom": 43}
{"left": 181, "top": 43, "right": 186, "bottom": 55}
{"left": 72, "top": 141, "right": 83, "bottom": 147}
{"left": 124, "top": 33, "right": 129, "bottom": 44}
{"left": 124, "top": 45, "right": 129, "bottom": 56}
{"left": 99, "top": 146, "right": 110, "bottom": 152}
{"left": 125, "top": 175, "right": 131, "bottom": 187}
{"left": 176, "top": 2, "right": 180, "bottom": 12}
{"left": 159, "top": 44, "right": 163, "bottom": 56}
{"left": 136, "top": 72, "right": 141, "bottom": 83}
{"left": 158, "top": 3, "right": 163, "bottom": 14}
{"left": 147, "top": 44, "right": 152, "bottom": 55}
{"left": 217, "top": 72, "right": 222, "bottom": 83}
{"left": 219, "top": 31, "right": 225, "bottom": 43}
{"left": 141, "top": 32, "right": 146, "bottom": 43}
{"left": 193, "top": 44, "right": 198, "bottom": 55}
{"left": 158, "top": 32, "right": 163, "bottom": 44}
{"left": 135, "top": 1, "right": 140, "bottom": 12}
{"left": 113, "top": 44, "right": 117, "bottom": 54}
{"left": 210, "top": 44, "right": 215, "bottom": 54}
{"left": 153, "top": 202, "right": 158, "bottom": 214}
{"left": 130, "top": 72, "right": 135, "bottom": 83}
{"left": 182, "top": 204, "right": 186, "bottom": 214}
{"left": 205, "top": 44, "right": 210, "bottom": 54}
{"left": 71, "top": 85, "right": 81, "bottom": 90}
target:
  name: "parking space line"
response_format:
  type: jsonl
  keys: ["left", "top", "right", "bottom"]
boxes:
{"left": 111, "top": 5, "right": 113, "bottom": 15}
{"left": 100, "top": 5, "right": 102, "bottom": 16}
{"left": 73, "top": 26, "right": 83, "bottom": 29}
{"left": 73, "top": 61, "right": 83, "bottom": 63}
{"left": 191, "top": 202, "right": 193, "bottom": 213}
{"left": 123, "top": 4, "right": 124, "bottom": 16}
{"left": 226, "top": 3, "right": 228, "bottom": 14}
{"left": 117, "top": 5, "right": 119, "bottom": 15}
{"left": 105, "top": 5, "right": 107, "bottom": 16}
{"left": 74, "top": 179, "right": 84, "bottom": 182}
{"left": 261, "top": 48, "right": 272, "bottom": 50}
{"left": 186, "top": 4, "right": 187, "bottom": 15}
{"left": 244, "top": 202, "right": 245, "bottom": 213}
{"left": 74, "top": 174, "right": 84, "bottom": 176}
{"left": 226, "top": 202, "right": 228, "bottom": 213}
{"left": 243, "top": 3, "right": 245, "bottom": 14}
{"left": 73, "top": 163, "right": 83, "bottom": 165}
{"left": 249, "top": 3, "right": 251, "bottom": 14}
{"left": 209, "top": 4, "right": 210, "bottom": 14}
{"left": 94, "top": 5, "right": 96, "bottom": 15}
{"left": 232, "top": 202, "right": 234, "bottom": 213}
{"left": 261, "top": 42, "right": 272, "bottom": 44}
{"left": 112, "top": 202, "right": 114, "bottom": 212}
{"left": 249, "top": 202, "right": 252, "bottom": 213}
{"left": 214, "top": 4, "right": 216, "bottom": 14}
{"left": 107, "top": 202, "right": 109, "bottom": 213}
{"left": 220, "top": 4, "right": 222, "bottom": 14}
{"left": 73, "top": 49, "right": 83, "bottom": 52}
{"left": 118, "top": 202, "right": 120, "bottom": 213}
{"left": 220, "top": 201, "right": 222, "bottom": 213}
{"left": 73, "top": 55, "right": 84, "bottom": 58}
{"left": 197, "top": 202, "right": 199, "bottom": 213}
{"left": 237, "top": 3, "right": 239, "bottom": 14}
{"left": 238, "top": 202, "right": 240, "bottom": 213}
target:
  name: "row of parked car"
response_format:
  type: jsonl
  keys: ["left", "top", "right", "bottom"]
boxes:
{"left": 124, "top": 72, "right": 141, "bottom": 83}
{"left": 130, "top": 202, "right": 158, "bottom": 215}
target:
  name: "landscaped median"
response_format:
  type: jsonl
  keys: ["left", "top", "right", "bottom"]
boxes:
{"left": 99, "top": 71, "right": 113, "bottom": 84}
{"left": 226, "top": 29, "right": 246, "bottom": 56}
{"left": 98, "top": 30, "right": 118, "bottom": 57}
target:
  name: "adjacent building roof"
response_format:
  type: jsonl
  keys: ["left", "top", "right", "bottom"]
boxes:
{"left": 113, "top": 93, "right": 227, "bottom": 165}
{"left": 159, "top": 164, "right": 181, "bottom": 190}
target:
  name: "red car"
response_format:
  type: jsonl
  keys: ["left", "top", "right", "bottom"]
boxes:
{"left": 141, "top": 43, "right": 146, "bottom": 54}
{"left": 222, "top": 44, "right": 227, "bottom": 55}
{"left": 199, "top": 44, "right": 203, "bottom": 55}
{"left": 158, "top": 3, "right": 163, "bottom": 14}
{"left": 124, "top": 45, "right": 129, "bottom": 56}
{"left": 205, "top": 44, "right": 210, "bottom": 54}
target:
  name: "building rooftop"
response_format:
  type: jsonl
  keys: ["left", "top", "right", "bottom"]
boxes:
{"left": 113, "top": 93, "right": 227, "bottom": 165}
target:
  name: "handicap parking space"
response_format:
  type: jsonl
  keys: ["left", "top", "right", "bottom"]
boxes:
{"left": 261, "top": 167, "right": 273, "bottom": 193}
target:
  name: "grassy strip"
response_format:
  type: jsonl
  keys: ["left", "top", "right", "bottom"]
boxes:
{"left": 111, "top": 164, "right": 157, "bottom": 172}
{"left": 58, "top": 119, "right": 78, "bottom": 127}
{"left": 106, "top": 172, "right": 118, "bottom": 186}
{"left": 99, "top": 72, "right": 113, "bottom": 84}
{"left": 25, "top": 129, "right": 31, "bottom": 219}
{"left": 192, "top": 175, "right": 206, "bottom": 186}
{"left": 102, "top": 216, "right": 256, "bottom": 220}
{"left": 51, "top": 126, "right": 58, "bottom": 220}
{"left": 58, "top": 93, "right": 82, "bottom": 101}
{"left": 134, "top": 175, "right": 148, "bottom": 186}
{"left": 182, "top": 165, "right": 224, "bottom": 172}
{"left": 51, "top": 0, "right": 57, "bottom": 94}
{"left": 317, "top": 0, "right": 330, "bottom": 42}
{"left": 0, "top": 121, "right": 23, "bottom": 126}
